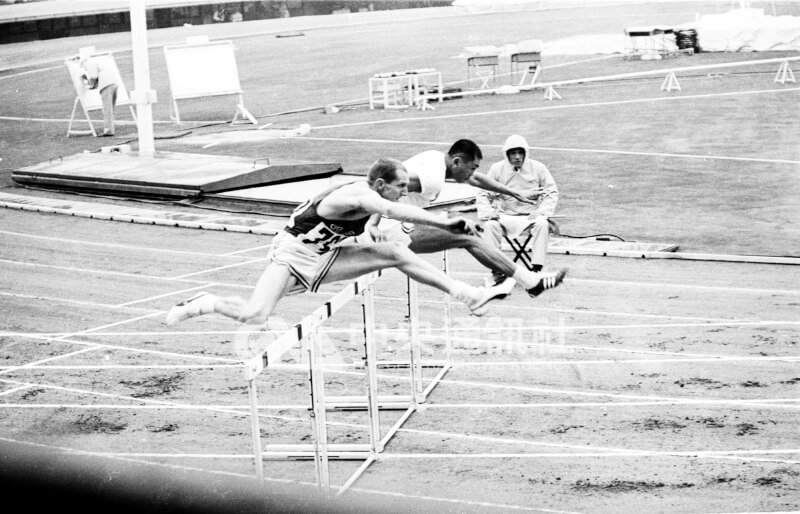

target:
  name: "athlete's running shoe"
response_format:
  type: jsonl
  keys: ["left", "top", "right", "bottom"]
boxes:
{"left": 166, "top": 292, "right": 211, "bottom": 325}
{"left": 526, "top": 268, "right": 567, "bottom": 297}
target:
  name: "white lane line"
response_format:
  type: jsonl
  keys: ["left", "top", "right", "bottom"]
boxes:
{"left": 0, "top": 377, "right": 301, "bottom": 422}
{"left": 0, "top": 257, "right": 255, "bottom": 289}
{"left": 419, "top": 400, "right": 800, "bottom": 409}
{"left": 0, "top": 383, "right": 37, "bottom": 397}
{"left": 373, "top": 294, "right": 746, "bottom": 323}
{"left": 0, "top": 291, "right": 156, "bottom": 312}
{"left": 451, "top": 356, "right": 800, "bottom": 366}
{"left": 572, "top": 277, "right": 800, "bottom": 296}
{"left": 167, "top": 257, "right": 267, "bottom": 280}
{"left": 0, "top": 347, "right": 98, "bottom": 376}
{"left": 17, "top": 333, "right": 240, "bottom": 364}
{"left": 0, "top": 365, "right": 241, "bottom": 371}
{"left": 0, "top": 257, "right": 183, "bottom": 281}
{"left": 221, "top": 244, "right": 273, "bottom": 256}
{"left": 12, "top": 398, "right": 791, "bottom": 411}
{"left": 0, "top": 229, "right": 254, "bottom": 258}
{"left": 386, "top": 317, "right": 800, "bottom": 333}
{"left": 450, "top": 271, "right": 800, "bottom": 296}
{"left": 378, "top": 450, "right": 800, "bottom": 459}
{"left": 435, "top": 377, "right": 800, "bottom": 408}
{"left": 114, "top": 284, "right": 210, "bottom": 308}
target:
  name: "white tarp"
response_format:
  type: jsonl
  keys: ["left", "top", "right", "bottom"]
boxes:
{"left": 687, "top": 8, "right": 800, "bottom": 51}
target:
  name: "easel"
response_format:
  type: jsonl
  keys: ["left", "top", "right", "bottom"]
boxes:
{"left": 163, "top": 37, "right": 257, "bottom": 126}
{"left": 65, "top": 48, "right": 136, "bottom": 137}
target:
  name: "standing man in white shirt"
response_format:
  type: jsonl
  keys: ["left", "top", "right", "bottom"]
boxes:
{"left": 477, "top": 134, "right": 558, "bottom": 287}
{"left": 365, "top": 139, "right": 566, "bottom": 298}
{"left": 79, "top": 50, "right": 118, "bottom": 137}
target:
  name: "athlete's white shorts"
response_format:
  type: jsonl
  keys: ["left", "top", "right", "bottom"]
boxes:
{"left": 268, "top": 231, "right": 341, "bottom": 293}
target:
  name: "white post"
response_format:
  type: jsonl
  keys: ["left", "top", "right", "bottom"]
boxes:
{"left": 129, "top": 0, "right": 156, "bottom": 155}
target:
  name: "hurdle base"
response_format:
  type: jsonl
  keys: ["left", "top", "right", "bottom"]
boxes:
{"left": 263, "top": 443, "right": 373, "bottom": 461}
{"left": 325, "top": 394, "right": 414, "bottom": 411}
{"left": 261, "top": 451, "right": 370, "bottom": 461}
{"left": 372, "top": 360, "right": 448, "bottom": 369}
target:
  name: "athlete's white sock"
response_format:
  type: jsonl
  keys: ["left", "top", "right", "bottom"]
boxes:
{"left": 448, "top": 281, "right": 480, "bottom": 307}
{"left": 197, "top": 293, "right": 218, "bottom": 315}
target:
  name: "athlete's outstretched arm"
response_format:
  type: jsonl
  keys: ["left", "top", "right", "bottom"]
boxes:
{"left": 356, "top": 189, "right": 479, "bottom": 236}
{"left": 467, "top": 172, "right": 539, "bottom": 205}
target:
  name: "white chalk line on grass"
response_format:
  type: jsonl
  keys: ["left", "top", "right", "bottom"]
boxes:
{"left": 313, "top": 86, "right": 800, "bottom": 138}
{"left": 302, "top": 135, "right": 800, "bottom": 167}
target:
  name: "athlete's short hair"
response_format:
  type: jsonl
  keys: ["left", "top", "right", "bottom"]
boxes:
{"left": 367, "top": 157, "right": 404, "bottom": 185}
{"left": 447, "top": 139, "right": 483, "bottom": 161}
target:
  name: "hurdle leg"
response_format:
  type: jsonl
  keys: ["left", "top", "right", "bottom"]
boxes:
{"left": 170, "top": 98, "right": 181, "bottom": 125}
{"left": 307, "top": 330, "right": 330, "bottom": 494}
{"left": 442, "top": 249, "right": 453, "bottom": 361}
{"left": 774, "top": 61, "right": 796, "bottom": 84}
{"left": 247, "top": 378, "right": 265, "bottom": 481}
{"left": 361, "top": 282, "right": 383, "bottom": 452}
{"left": 407, "top": 277, "right": 424, "bottom": 404}
{"left": 67, "top": 98, "right": 79, "bottom": 136}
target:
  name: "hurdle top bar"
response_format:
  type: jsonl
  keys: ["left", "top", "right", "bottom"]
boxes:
{"left": 243, "top": 271, "right": 381, "bottom": 381}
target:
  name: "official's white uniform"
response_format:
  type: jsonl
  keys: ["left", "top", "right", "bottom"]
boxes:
{"left": 476, "top": 134, "right": 558, "bottom": 271}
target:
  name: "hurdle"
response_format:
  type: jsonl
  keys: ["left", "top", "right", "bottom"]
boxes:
{"left": 241, "top": 256, "right": 456, "bottom": 495}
